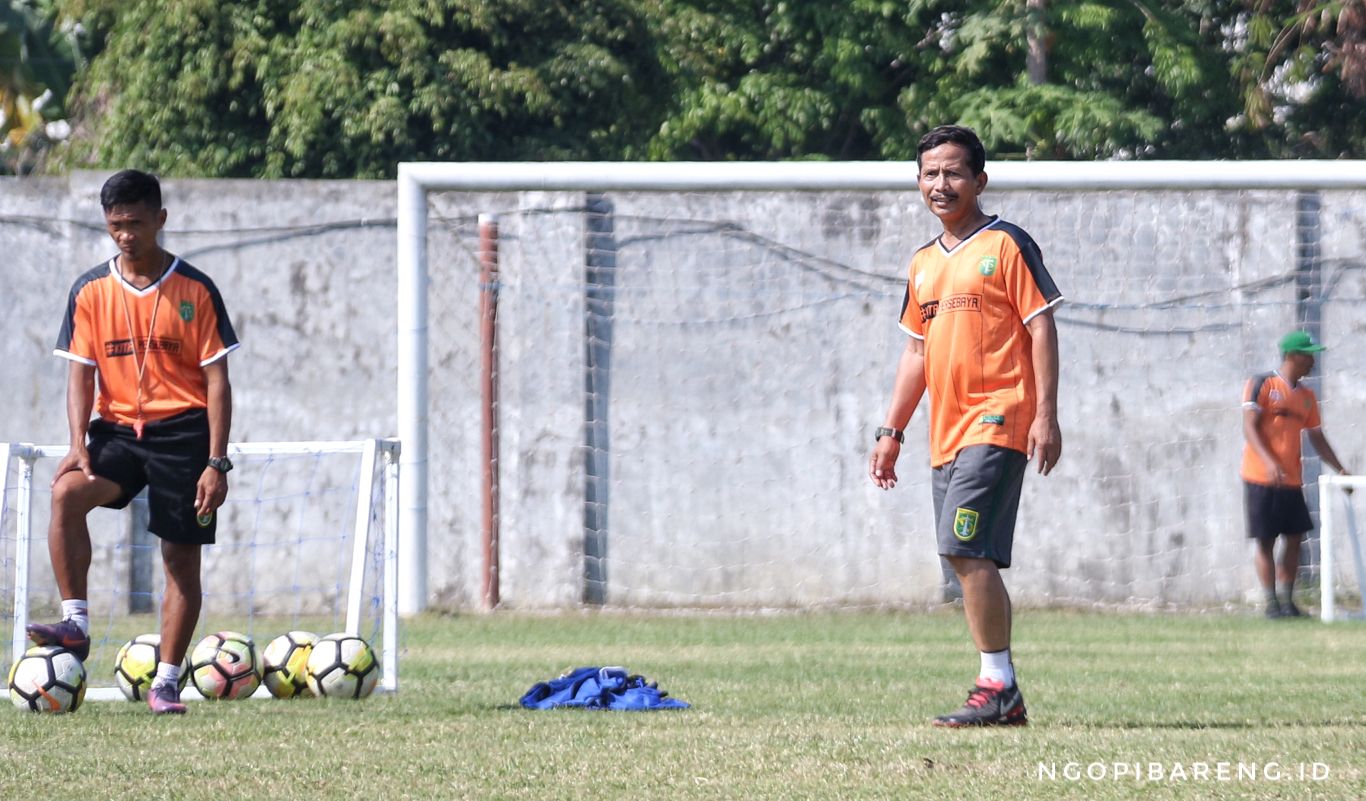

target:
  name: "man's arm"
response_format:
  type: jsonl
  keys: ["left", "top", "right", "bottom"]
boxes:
{"left": 870, "top": 337, "right": 927, "bottom": 490}
{"left": 53, "top": 361, "right": 97, "bottom": 484}
{"left": 1026, "top": 310, "right": 1061, "bottom": 475}
{"left": 1307, "top": 428, "right": 1349, "bottom": 476}
{"left": 195, "top": 359, "right": 233, "bottom": 516}
{"left": 1241, "top": 407, "right": 1285, "bottom": 485}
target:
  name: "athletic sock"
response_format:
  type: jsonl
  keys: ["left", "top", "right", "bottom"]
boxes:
{"left": 60, "top": 599, "right": 89, "bottom": 635}
{"left": 1279, "top": 582, "right": 1296, "bottom": 607}
{"left": 152, "top": 662, "right": 182, "bottom": 689}
{"left": 979, "top": 648, "right": 1014, "bottom": 686}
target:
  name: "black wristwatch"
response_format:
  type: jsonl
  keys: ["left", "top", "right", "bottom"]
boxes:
{"left": 874, "top": 426, "right": 904, "bottom": 444}
{"left": 207, "top": 456, "right": 234, "bottom": 474}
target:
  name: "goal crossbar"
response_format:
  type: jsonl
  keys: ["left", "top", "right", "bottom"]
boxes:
{"left": 3, "top": 438, "right": 401, "bottom": 700}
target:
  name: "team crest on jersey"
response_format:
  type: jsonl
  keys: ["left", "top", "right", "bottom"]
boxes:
{"left": 977, "top": 256, "right": 998, "bottom": 276}
{"left": 953, "top": 507, "right": 980, "bottom": 541}
{"left": 179, "top": 301, "right": 195, "bottom": 322}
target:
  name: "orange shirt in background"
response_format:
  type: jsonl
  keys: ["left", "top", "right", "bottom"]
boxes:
{"left": 1240, "top": 372, "right": 1320, "bottom": 487}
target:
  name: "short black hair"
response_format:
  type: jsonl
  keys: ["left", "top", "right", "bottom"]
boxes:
{"left": 916, "top": 125, "right": 987, "bottom": 175}
{"left": 100, "top": 169, "right": 162, "bottom": 211}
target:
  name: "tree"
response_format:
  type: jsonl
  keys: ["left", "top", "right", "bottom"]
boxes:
{"left": 0, "top": 0, "right": 80, "bottom": 173}
{"left": 56, "top": 0, "right": 670, "bottom": 177}
{"left": 1232, "top": 0, "right": 1366, "bottom": 157}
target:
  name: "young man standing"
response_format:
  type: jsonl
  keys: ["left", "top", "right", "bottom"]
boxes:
{"left": 870, "top": 125, "right": 1062, "bottom": 727}
{"left": 1241, "top": 330, "right": 1350, "bottom": 618}
{"left": 30, "top": 169, "right": 239, "bottom": 714}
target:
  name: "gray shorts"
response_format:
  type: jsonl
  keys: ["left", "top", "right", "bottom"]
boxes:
{"left": 932, "top": 444, "right": 1028, "bottom": 568}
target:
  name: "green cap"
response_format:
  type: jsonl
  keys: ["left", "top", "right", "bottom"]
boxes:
{"left": 1280, "top": 330, "right": 1326, "bottom": 354}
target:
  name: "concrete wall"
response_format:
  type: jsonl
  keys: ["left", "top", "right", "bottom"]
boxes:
{"left": 2, "top": 174, "right": 1363, "bottom": 612}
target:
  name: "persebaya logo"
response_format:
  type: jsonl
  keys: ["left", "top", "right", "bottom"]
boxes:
{"left": 179, "top": 301, "right": 195, "bottom": 322}
{"left": 953, "top": 507, "right": 980, "bottom": 541}
{"left": 196, "top": 511, "right": 214, "bottom": 528}
{"left": 977, "top": 256, "right": 998, "bottom": 276}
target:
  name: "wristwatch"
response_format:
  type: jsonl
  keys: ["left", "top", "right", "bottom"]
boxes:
{"left": 874, "top": 426, "right": 904, "bottom": 444}
{"left": 207, "top": 456, "right": 234, "bottom": 474}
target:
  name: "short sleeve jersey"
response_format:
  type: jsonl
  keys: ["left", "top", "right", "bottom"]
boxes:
{"left": 54, "top": 257, "right": 239, "bottom": 426}
{"left": 1240, "top": 371, "right": 1320, "bottom": 487}
{"left": 899, "top": 217, "right": 1063, "bottom": 467}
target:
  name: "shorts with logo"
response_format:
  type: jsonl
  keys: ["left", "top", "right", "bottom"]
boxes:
{"left": 932, "top": 444, "right": 1028, "bottom": 568}
{"left": 87, "top": 408, "right": 217, "bottom": 545}
{"left": 1244, "top": 481, "right": 1313, "bottom": 540}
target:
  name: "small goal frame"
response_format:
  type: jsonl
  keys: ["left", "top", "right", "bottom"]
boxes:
{"left": 1319, "top": 473, "right": 1366, "bottom": 623}
{"left": 2, "top": 439, "right": 401, "bottom": 701}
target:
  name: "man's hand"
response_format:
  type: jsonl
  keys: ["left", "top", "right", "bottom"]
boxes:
{"left": 195, "top": 467, "right": 228, "bottom": 517}
{"left": 52, "top": 444, "right": 95, "bottom": 486}
{"left": 870, "top": 438, "right": 901, "bottom": 490}
{"left": 1027, "top": 415, "right": 1062, "bottom": 476}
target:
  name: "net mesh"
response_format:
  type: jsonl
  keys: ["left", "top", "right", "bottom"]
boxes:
{"left": 424, "top": 187, "right": 1365, "bottom": 610}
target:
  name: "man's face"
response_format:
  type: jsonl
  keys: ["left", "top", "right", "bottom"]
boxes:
{"left": 917, "top": 143, "right": 987, "bottom": 226}
{"left": 1286, "top": 351, "right": 1315, "bottom": 380}
{"left": 104, "top": 202, "right": 166, "bottom": 261}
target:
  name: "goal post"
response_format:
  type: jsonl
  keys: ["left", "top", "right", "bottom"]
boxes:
{"left": 1319, "top": 474, "right": 1366, "bottom": 623}
{"left": 2, "top": 439, "right": 400, "bottom": 701}
{"left": 397, "top": 160, "right": 1366, "bottom": 612}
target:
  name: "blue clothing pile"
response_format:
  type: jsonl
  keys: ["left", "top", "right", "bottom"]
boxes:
{"left": 519, "top": 666, "right": 690, "bottom": 711}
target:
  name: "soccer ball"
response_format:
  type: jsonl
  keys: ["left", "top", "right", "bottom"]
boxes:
{"left": 113, "top": 634, "right": 191, "bottom": 701}
{"left": 305, "top": 633, "right": 379, "bottom": 699}
{"left": 261, "top": 631, "right": 319, "bottom": 699}
{"left": 8, "top": 646, "right": 87, "bottom": 713}
{"left": 190, "top": 631, "right": 260, "bottom": 700}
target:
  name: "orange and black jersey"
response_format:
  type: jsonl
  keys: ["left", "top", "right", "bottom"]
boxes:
{"left": 899, "top": 216, "right": 1063, "bottom": 467}
{"left": 54, "top": 256, "right": 239, "bottom": 426}
{"left": 1240, "top": 371, "right": 1320, "bottom": 487}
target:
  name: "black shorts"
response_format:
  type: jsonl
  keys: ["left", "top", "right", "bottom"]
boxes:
{"left": 87, "top": 408, "right": 216, "bottom": 545}
{"left": 1244, "top": 481, "right": 1313, "bottom": 540}
{"left": 932, "top": 444, "right": 1028, "bottom": 569}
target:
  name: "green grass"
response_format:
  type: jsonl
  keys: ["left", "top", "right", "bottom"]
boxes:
{"left": 1, "top": 610, "right": 1363, "bottom": 800}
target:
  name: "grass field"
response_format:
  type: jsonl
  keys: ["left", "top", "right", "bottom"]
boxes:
{"left": 1, "top": 609, "right": 1363, "bottom": 800}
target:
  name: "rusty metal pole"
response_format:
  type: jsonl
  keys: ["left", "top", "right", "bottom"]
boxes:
{"left": 478, "top": 214, "right": 500, "bottom": 610}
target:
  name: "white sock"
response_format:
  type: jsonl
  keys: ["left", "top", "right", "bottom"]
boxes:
{"left": 153, "top": 662, "right": 182, "bottom": 689}
{"left": 979, "top": 648, "right": 1014, "bottom": 686}
{"left": 60, "top": 599, "right": 90, "bottom": 635}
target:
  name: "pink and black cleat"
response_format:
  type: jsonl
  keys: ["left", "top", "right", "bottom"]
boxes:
{"left": 25, "top": 619, "right": 91, "bottom": 662}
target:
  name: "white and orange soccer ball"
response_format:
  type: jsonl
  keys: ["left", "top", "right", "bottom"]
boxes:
{"left": 8, "top": 645, "right": 87, "bottom": 713}
{"left": 261, "top": 630, "right": 319, "bottom": 699}
{"left": 190, "top": 631, "right": 260, "bottom": 700}
{"left": 305, "top": 633, "right": 379, "bottom": 699}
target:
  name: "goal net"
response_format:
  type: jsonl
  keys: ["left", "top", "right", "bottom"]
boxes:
{"left": 1, "top": 439, "right": 399, "bottom": 700}
{"left": 403, "top": 163, "right": 1366, "bottom": 612}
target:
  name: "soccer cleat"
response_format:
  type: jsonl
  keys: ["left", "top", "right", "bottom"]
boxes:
{"left": 932, "top": 678, "right": 1028, "bottom": 727}
{"left": 25, "top": 619, "right": 91, "bottom": 662}
{"left": 147, "top": 682, "right": 187, "bottom": 715}
{"left": 1265, "top": 600, "right": 1285, "bottom": 619}
{"left": 1282, "top": 600, "right": 1305, "bottom": 618}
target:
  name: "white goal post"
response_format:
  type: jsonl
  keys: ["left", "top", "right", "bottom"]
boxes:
{"left": 1319, "top": 474, "right": 1366, "bottom": 623}
{"left": 396, "top": 159, "right": 1366, "bottom": 613}
{"left": 3, "top": 439, "right": 400, "bottom": 701}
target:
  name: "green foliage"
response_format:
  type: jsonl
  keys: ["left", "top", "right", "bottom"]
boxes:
{"left": 56, "top": 0, "right": 668, "bottom": 177}
{"left": 43, "top": 0, "right": 1366, "bottom": 174}
{"left": 0, "top": 0, "right": 81, "bottom": 173}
